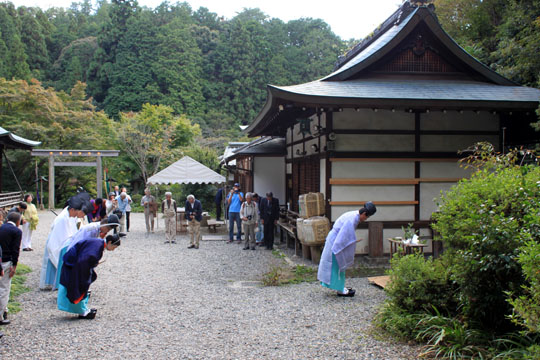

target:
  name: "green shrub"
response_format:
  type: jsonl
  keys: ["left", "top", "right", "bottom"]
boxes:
{"left": 416, "top": 312, "right": 492, "bottom": 359}
{"left": 385, "top": 253, "right": 458, "bottom": 315}
{"left": 508, "top": 240, "right": 540, "bottom": 333}
{"left": 433, "top": 164, "right": 540, "bottom": 331}
{"left": 374, "top": 302, "right": 423, "bottom": 340}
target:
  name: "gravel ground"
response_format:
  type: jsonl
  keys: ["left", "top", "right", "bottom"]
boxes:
{"left": 0, "top": 211, "right": 418, "bottom": 359}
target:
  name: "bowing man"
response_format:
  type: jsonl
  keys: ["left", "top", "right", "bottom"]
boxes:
{"left": 39, "top": 195, "right": 90, "bottom": 290}
{"left": 317, "top": 202, "right": 377, "bottom": 297}
{"left": 57, "top": 231, "right": 122, "bottom": 320}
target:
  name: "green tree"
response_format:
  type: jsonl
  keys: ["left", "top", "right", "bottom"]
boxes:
{"left": 0, "top": 3, "right": 30, "bottom": 79}
{"left": 0, "top": 78, "right": 116, "bottom": 201}
{"left": 115, "top": 103, "right": 201, "bottom": 183}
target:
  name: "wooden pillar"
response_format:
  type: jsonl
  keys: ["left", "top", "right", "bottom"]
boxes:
{"left": 48, "top": 154, "right": 54, "bottom": 209}
{"left": 96, "top": 155, "right": 103, "bottom": 199}
{"left": 368, "top": 221, "right": 384, "bottom": 257}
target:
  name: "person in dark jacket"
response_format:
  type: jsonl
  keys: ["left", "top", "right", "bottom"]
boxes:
{"left": 214, "top": 188, "right": 224, "bottom": 221}
{"left": 259, "top": 192, "right": 280, "bottom": 250}
{"left": 58, "top": 233, "right": 122, "bottom": 319}
{"left": 185, "top": 195, "right": 203, "bottom": 249}
{"left": 0, "top": 212, "right": 23, "bottom": 326}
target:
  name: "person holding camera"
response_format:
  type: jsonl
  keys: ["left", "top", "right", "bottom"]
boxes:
{"left": 226, "top": 183, "right": 244, "bottom": 243}
{"left": 240, "top": 193, "right": 259, "bottom": 250}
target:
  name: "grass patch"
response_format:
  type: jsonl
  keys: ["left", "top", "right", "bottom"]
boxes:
{"left": 8, "top": 263, "right": 32, "bottom": 313}
{"left": 261, "top": 264, "right": 317, "bottom": 286}
{"left": 271, "top": 249, "right": 285, "bottom": 259}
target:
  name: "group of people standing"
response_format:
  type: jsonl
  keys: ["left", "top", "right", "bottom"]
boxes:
{"left": 221, "top": 183, "right": 280, "bottom": 251}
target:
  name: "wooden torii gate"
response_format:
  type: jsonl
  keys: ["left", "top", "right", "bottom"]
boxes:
{"left": 31, "top": 149, "right": 120, "bottom": 209}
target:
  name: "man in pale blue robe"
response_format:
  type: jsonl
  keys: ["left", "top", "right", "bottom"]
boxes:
{"left": 39, "top": 196, "right": 89, "bottom": 290}
{"left": 318, "top": 202, "right": 376, "bottom": 297}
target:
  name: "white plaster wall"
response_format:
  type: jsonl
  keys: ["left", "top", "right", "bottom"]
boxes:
{"left": 355, "top": 229, "right": 369, "bottom": 254}
{"left": 254, "top": 157, "right": 285, "bottom": 204}
{"left": 333, "top": 109, "right": 415, "bottom": 130}
{"left": 286, "top": 163, "right": 292, "bottom": 175}
{"left": 332, "top": 185, "right": 415, "bottom": 202}
{"left": 335, "top": 134, "right": 415, "bottom": 152}
{"left": 421, "top": 111, "right": 499, "bottom": 131}
{"left": 420, "top": 134, "right": 500, "bottom": 152}
{"left": 419, "top": 182, "right": 456, "bottom": 220}
{"left": 420, "top": 161, "right": 472, "bottom": 178}
{"left": 332, "top": 161, "right": 415, "bottom": 178}
{"left": 331, "top": 205, "right": 415, "bottom": 222}
{"left": 320, "top": 158, "right": 326, "bottom": 196}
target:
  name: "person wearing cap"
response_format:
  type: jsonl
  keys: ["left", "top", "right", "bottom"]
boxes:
{"left": 57, "top": 229, "right": 122, "bottom": 320}
{"left": 141, "top": 188, "right": 156, "bottom": 235}
{"left": 39, "top": 194, "right": 89, "bottom": 290}
{"left": 240, "top": 192, "right": 259, "bottom": 250}
{"left": 227, "top": 183, "right": 244, "bottom": 243}
{"left": 162, "top": 192, "right": 177, "bottom": 244}
{"left": 317, "top": 202, "right": 377, "bottom": 297}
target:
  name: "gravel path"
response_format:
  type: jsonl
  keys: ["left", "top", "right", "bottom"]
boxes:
{"left": 0, "top": 211, "right": 418, "bottom": 359}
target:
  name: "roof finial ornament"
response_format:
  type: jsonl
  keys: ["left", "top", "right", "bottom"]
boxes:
{"left": 407, "top": 0, "right": 434, "bottom": 7}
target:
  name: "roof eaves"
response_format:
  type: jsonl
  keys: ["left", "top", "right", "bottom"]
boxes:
{"left": 422, "top": 12, "right": 516, "bottom": 86}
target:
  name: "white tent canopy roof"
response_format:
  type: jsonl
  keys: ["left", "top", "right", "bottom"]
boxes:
{"left": 147, "top": 156, "right": 225, "bottom": 185}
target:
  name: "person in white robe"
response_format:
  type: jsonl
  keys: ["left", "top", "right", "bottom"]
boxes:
{"left": 317, "top": 202, "right": 377, "bottom": 297}
{"left": 39, "top": 196, "right": 89, "bottom": 290}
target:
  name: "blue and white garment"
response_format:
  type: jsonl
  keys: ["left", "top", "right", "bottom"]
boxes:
{"left": 317, "top": 211, "right": 360, "bottom": 291}
{"left": 39, "top": 207, "right": 78, "bottom": 290}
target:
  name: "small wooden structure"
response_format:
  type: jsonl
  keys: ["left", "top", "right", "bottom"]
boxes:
{"left": 0, "top": 126, "right": 42, "bottom": 207}
{"left": 31, "top": 149, "right": 120, "bottom": 209}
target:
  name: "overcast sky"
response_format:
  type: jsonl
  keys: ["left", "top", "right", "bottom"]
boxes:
{"left": 7, "top": 0, "right": 403, "bottom": 40}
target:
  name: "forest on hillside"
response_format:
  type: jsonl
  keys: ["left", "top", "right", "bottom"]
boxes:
{"left": 0, "top": 0, "right": 539, "bottom": 203}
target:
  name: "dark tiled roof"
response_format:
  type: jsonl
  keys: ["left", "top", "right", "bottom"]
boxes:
{"left": 0, "top": 126, "right": 41, "bottom": 149}
{"left": 272, "top": 79, "right": 540, "bottom": 102}
{"left": 231, "top": 137, "right": 286, "bottom": 158}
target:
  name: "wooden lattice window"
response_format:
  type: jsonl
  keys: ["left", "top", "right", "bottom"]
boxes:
{"left": 380, "top": 47, "right": 456, "bottom": 73}
{"left": 291, "top": 158, "right": 320, "bottom": 211}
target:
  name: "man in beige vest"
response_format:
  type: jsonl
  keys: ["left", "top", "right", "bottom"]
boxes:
{"left": 141, "top": 188, "right": 156, "bottom": 236}
{"left": 161, "top": 192, "right": 177, "bottom": 244}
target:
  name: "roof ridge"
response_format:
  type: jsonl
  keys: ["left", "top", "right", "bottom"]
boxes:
{"left": 334, "top": 1, "right": 436, "bottom": 71}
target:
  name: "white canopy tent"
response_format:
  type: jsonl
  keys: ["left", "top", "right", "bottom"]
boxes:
{"left": 147, "top": 156, "right": 226, "bottom": 231}
{"left": 147, "top": 156, "right": 225, "bottom": 185}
